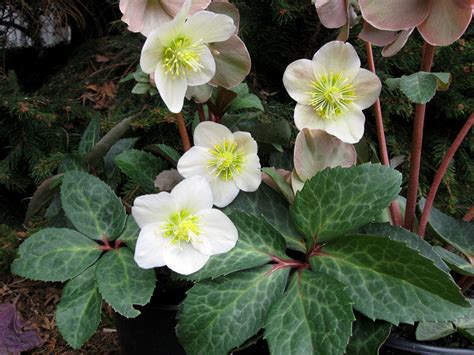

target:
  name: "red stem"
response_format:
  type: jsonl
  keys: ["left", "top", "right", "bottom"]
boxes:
{"left": 418, "top": 113, "right": 474, "bottom": 237}
{"left": 365, "top": 42, "right": 403, "bottom": 226}
{"left": 197, "top": 104, "right": 206, "bottom": 122}
{"left": 176, "top": 112, "right": 191, "bottom": 152}
{"left": 404, "top": 43, "right": 436, "bottom": 231}
{"left": 463, "top": 207, "right": 474, "bottom": 222}
{"left": 270, "top": 256, "right": 307, "bottom": 271}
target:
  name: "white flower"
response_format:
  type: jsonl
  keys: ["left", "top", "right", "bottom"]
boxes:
{"left": 132, "top": 176, "right": 238, "bottom": 275}
{"left": 283, "top": 41, "right": 381, "bottom": 144}
{"left": 139, "top": 0, "right": 236, "bottom": 113}
{"left": 177, "top": 121, "right": 261, "bottom": 208}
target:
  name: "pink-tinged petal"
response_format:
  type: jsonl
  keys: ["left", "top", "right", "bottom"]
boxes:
{"left": 184, "top": 11, "right": 236, "bottom": 43}
{"left": 207, "top": 1, "right": 240, "bottom": 32}
{"left": 186, "top": 46, "right": 216, "bottom": 86}
{"left": 359, "top": 0, "right": 431, "bottom": 31}
{"left": 134, "top": 223, "right": 168, "bottom": 268}
{"left": 315, "top": 0, "right": 347, "bottom": 29}
{"left": 192, "top": 209, "right": 238, "bottom": 255}
{"left": 381, "top": 28, "right": 414, "bottom": 57}
{"left": 208, "top": 35, "right": 251, "bottom": 89}
{"left": 186, "top": 84, "right": 213, "bottom": 103}
{"left": 262, "top": 169, "right": 292, "bottom": 192}
{"left": 454, "top": 0, "right": 474, "bottom": 9}
{"left": 161, "top": 0, "right": 211, "bottom": 17}
{"left": 294, "top": 104, "right": 326, "bottom": 132}
{"left": 193, "top": 121, "right": 234, "bottom": 148}
{"left": 163, "top": 242, "right": 210, "bottom": 275}
{"left": 153, "top": 63, "right": 188, "bottom": 113}
{"left": 294, "top": 128, "right": 356, "bottom": 181}
{"left": 234, "top": 155, "right": 261, "bottom": 192}
{"left": 291, "top": 170, "right": 305, "bottom": 194}
{"left": 154, "top": 169, "right": 184, "bottom": 192}
{"left": 210, "top": 178, "right": 240, "bottom": 207}
{"left": 312, "top": 41, "right": 361, "bottom": 79}
{"left": 325, "top": 106, "right": 365, "bottom": 144}
{"left": 120, "top": 0, "right": 147, "bottom": 33}
{"left": 177, "top": 146, "right": 213, "bottom": 179}
{"left": 352, "top": 68, "right": 381, "bottom": 110}
{"left": 233, "top": 131, "right": 258, "bottom": 155}
{"left": 283, "top": 59, "right": 314, "bottom": 105}
{"left": 418, "top": 0, "right": 473, "bottom": 46}
{"left": 141, "top": 1, "right": 172, "bottom": 36}
{"left": 171, "top": 176, "right": 214, "bottom": 212}
{"left": 119, "top": 0, "right": 130, "bottom": 14}
{"left": 132, "top": 193, "right": 177, "bottom": 228}
{"left": 359, "top": 22, "right": 399, "bottom": 47}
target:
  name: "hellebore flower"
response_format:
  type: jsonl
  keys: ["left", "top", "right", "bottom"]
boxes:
{"left": 314, "top": 0, "right": 357, "bottom": 41}
{"left": 119, "top": 0, "right": 211, "bottom": 36}
{"left": 359, "top": 22, "right": 414, "bottom": 57}
{"left": 177, "top": 121, "right": 261, "bottom": 207}
{"left": 359, "top": 0, "right": 473, "bottom": 47}
{"left": 132, "top": 176, "right": 238, "bottom": 275}
{"left": 140, "top": 0, "right": 236, "bottom": 113}
{"left": 283, "top": 41, "right": 381, "bottom": 144}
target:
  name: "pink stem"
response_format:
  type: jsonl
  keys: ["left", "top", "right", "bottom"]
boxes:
{"left": 176, "top": 112, "right": 191, "bottom": 152}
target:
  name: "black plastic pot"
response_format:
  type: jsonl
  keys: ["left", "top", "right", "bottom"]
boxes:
{"left": 383, "top": 335, "right": 474, "bottom": 354}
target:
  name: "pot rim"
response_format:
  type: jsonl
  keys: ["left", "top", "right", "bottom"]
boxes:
{"left": 385, "top": 335, "right": 474, "bottom": 354}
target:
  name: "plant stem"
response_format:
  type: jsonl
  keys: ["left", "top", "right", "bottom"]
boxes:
{"left": 404, "top": 43, "right": 436, "bottom": 231}
{"left": 463, "top": 207, "right": 474, "bottom": 222}
{"left": 176, "top": 112, "right": 191, "bottom": 152}
{"left": 197, "top": 103, "right": 206, "bottom": 122}
{"left": 365, "top": 42, "right": 403, "bottom": 226}
{"left": 418, "top": 113, "right": 474, "bottom": 237}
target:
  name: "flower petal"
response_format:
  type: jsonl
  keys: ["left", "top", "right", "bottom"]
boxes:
{"left": 312, "top": 41, "right": 361, "bottom": 79}
{"left": 418, "top": 0, "right": 473, "bottom": 46}
{"left": 210, "top": 178, "right": 240, "bottom": 208}
{"left": 382, "top": 28, "right": 415, "bottom": 57}
{"left": 161, "top": 0, "right": 211, "bottom": 17}
{"left": 283, "top": 59, "right": 314, "bottom": 105}
{"left": 186, "top": 84, "right": 213, "bottom": 103}
{"left": 132, "top": 193, "right": 177, "bottom": 228}
{"left": 184, "top": 11, "right": 236, "bottom": 43}
{"left": 315, "top": 0, "right": 348, "bottom": 29}
{"left": 141, "top": 1, "right": 172, "bottom": 36}
{"left": 234, "top": 155, "right": 261, "bottom": 192}
{"left": 325, "top": 106, "right": 365, "bottom": 144}
{"left": 134, "top": 223, "right": 168, "bottom": 269}
{"left": 163, "top": 242, "right": 210, "bottom": 275}
{"left": 120, "top": 0, "right": 147, "bottom": 33}
{"left": 191, "top": 209, "right": 238, "bottom": 255}
{"left": 193, "top": 121, "right": 234, "bottom": 148}
{"left": 294, "top": 104, "right": 326, "bottom": 131}
{"left": 359, "top": 0, "right": 431, "bottom": 31}
{"left": 140, "top": 31, "right": 165, "bottom": 73}
{"left": 291, "top": 170, "right": 305, "bottom": 194}
{"left": 359, "top": 22, "right": 399, "bottom": 47}
{"left": 177, "top": 146, "right": 212, "bottom": 179}
{"left": 352, "top": 68, "right": 381, "bottom": 110}
{"left": 171, "top": 175, "right": 214, "bottom": 212}
{"left": 154, "top": 63, "right": 188, "bottom": 113}
{"left": 186, "top": 46, "right": 216, "bottom": 86}
{"left": 233, "top": 131, "right": 258, "bottom": 156}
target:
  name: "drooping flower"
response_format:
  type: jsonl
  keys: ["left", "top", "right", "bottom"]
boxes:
{"left": 177, "top": 121, "right": 261, "bottom": 207}
{"left": 119, "top": 0, "right": 211, "bottom": 36}
{"left": 140, "top": 0, "right": 236, "bottom": 113}
{"left": 358, "top": 23, "right": 414, "bottom": 57}
{"left": 359, "top": 0, "right": 473, "bottom": 47}
{"left": 283, "top": 41, "right": 381, "bottom": 144}
{"left": 314, "top": 0, "right": 357, "bottom": 41}
{"left": 132, "top": 176, "right": 238, "bottom": 275}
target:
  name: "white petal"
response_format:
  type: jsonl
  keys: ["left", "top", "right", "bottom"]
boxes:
{"left": 312, "top": 41, "right": 361, "bottom": 79}
{"left": 233, "top": 131, "right": 258, "bottom": 155}
{"left": 210, "top": 178, "right": 240, "bottom": 208}
{"left": 163, "top": 242, "right": 210, "bottom": 275}
{"left": 186, "top": 46, "right": 216, "bottom": 86}
{"left": 234, "top": 154, "right": 261, "bottom": 192}
{"left": 154, "top": 63, "right": 188, "bottom": 113}
{"left": 294, "top": 104, "right": 327, "bottom": 131}
{"left": 352, "top": 68, "right": 381, "bottom": 110}
{"left": 140, "top": 31, "right": 165, "bottom": 73}
{"left": 184, "top": 11, "right": 235, "bottom": 43}
{"left": 325, "top": 107, "right": 365, "bottom": 144}
{"left": 134, "top": 223, "right": 168, "bottom": 269}
{"left": 171, "top": 175, "right": 214, "bottom": 212}
{"left": 186, "top": 84, "right": 213, "bottom": 103}
{"left": 141, "top": 1, "right": 172, "bottom": 36}
{"left": 177, "top": 146, "right": 213, "bottom": 179}
{"left": 194, "top": 121, "right": 234, "bottom": 148}
{"left": 192, "top": 209, "right": 238, "bottom": 255}
{"left": 132, "top": 193, "right": 177, "bottom": 228}
{"left": 291, "top": 170, "right": 305, "bottom": 194}
{"left": 283, "top": 59, "right": 314, "bottom": 105}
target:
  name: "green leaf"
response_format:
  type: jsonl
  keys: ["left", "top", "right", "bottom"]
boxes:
{"left": 397, "top": 72, "right": 450, "bottom": 104}
{"left": 227, "top": 93, "right": 264, "bottom": 112}
{"left": 310, "top": 235, "right": 470, "bottom": 324}
{"left": 132, "top": 83, "right": 150, "bottom": 95}
{"left": 416, "top": 321, "right": 455, "bottom": 341}
{"left": 291, "top": 164, "right": 401, "bottom": 244}
{"left": 151, "top": 144, "right": 181, "bottom": 166}
{"left": 104, "top": 138, "right": 138, "bottom": 178}
{"left": 359, "top": 223, "right": 449, "bottom": 273}
{"left": 458, "top": 328, "right": 474, "bottom": 342}
{"left": 25, "top": 173, "right": 63, "bottom": 222}
{"left": 265, "top": 270, "right": 354, "bottom": 355}
{"left": 177, "top": 266, "right": 289, "bottom": 355}
{"left": 61, "top": 171, "right": 126, "bottom": 240}
{"left": 262, "top": 167, "right": 294, "bottom": 204}
{"left": 346, "top": 314, "right": 391, "bottom": 355}
{"left": 420, "top": 200, "right": 474, "bottom": 256}
{"left": 56, "top": 266, "right": 102, "bottom": 349}
{"left": 231, "top": 82, "right": 250, "bottom": 96}
{"left": 114, "top": 149, "right": 165, "bottom": 193}
{"left": 454, "top": 299, "right": 474, "bottom": 329}
{"left": 434, "top": 247, "right": 474, "bottom": 276}
{"left": 224, "top": 184, "right": 306, "bottom": 252}
{"left": 11, "top": 228, "right": 101, "bottom": 282}
{"left": 117, "top": 216, "right": 140, "bottom": 251}
{"left": 79, "top": 117, "right": 100, "bottom": 155}
{"left": 385, "top": 77, "right": 401, "bottom": 91}
{"left": 187, "top": 212, "right": 287, "bottom": 281}
{"left": 95, "top": 248, "right": 156, "bottom": 318}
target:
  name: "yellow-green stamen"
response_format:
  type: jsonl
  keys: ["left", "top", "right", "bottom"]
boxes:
{"left": 163, "top": 210, "right": 200, "bottom": 244}
{"left": 162, "top": 37, "right": 205, "bottom": 79}
{"left": 309, "top": 72, "right": 355, "bottom": 120}
{"left": 208, "top": 140, "right": 245, "bottom": 181}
